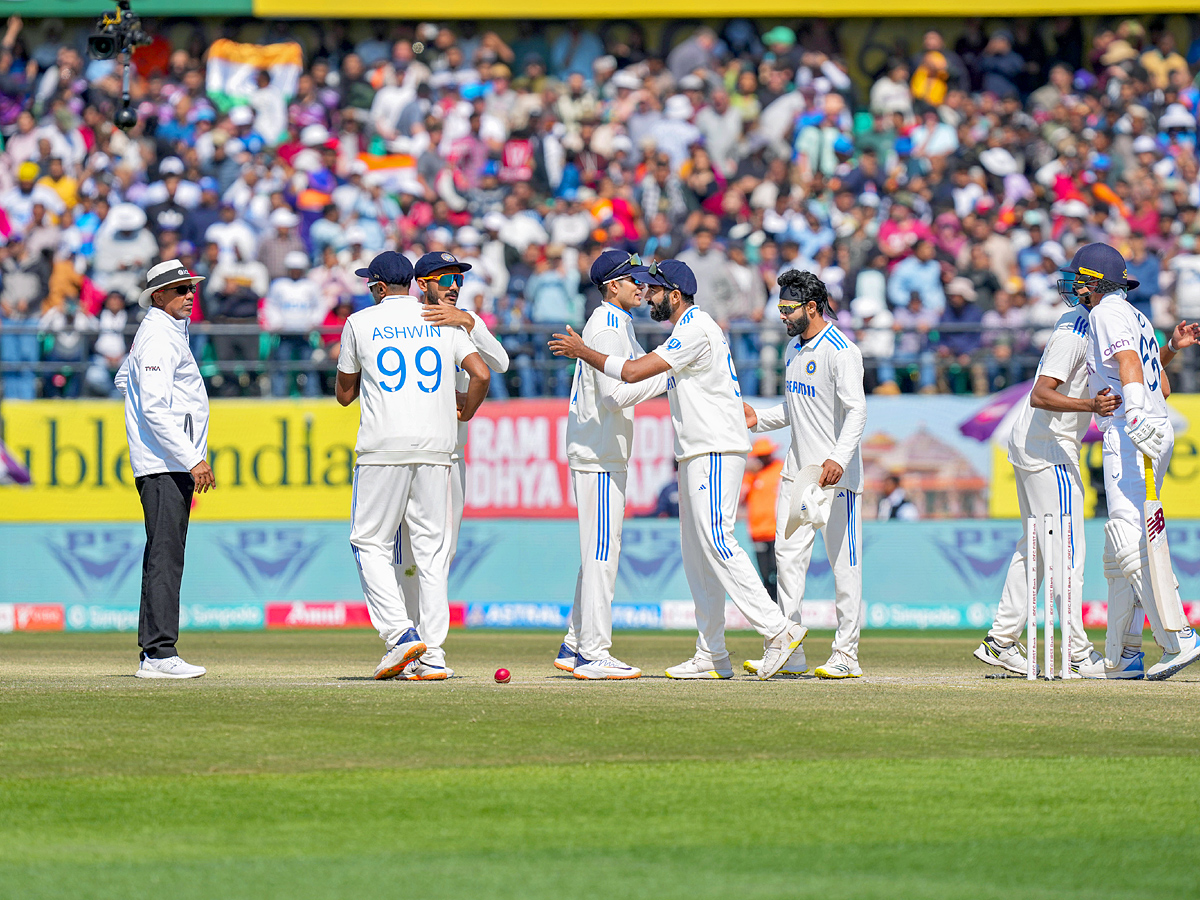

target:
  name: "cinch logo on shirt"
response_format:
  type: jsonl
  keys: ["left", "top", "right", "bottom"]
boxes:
{"left": 1102, "top": 338, "right": 1131, "bottom": 359}
{"left": 371, "top": 325, "right": 442, "bottom": 340}
{"left": 786, "top": 380, "right": 816, "bottom": 398}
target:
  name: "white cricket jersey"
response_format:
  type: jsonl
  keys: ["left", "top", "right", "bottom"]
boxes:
{"left": 1086, "top": 292, "right": 1169, "bottom": 428}
{"left": 752, "top": 323, "right": 867, "bottom": 492}
{"left": 337, "top": 294, "right": 476, "bottom": 466}
{"left": 567, "top": 302, "right": 657, "bottom": 472}
{"left": 453, "top": 310, "right": 509, "bottom": 461}
{"left": 1008, "top": 309, "right": 1092, "bottom": 472}
{"left": 654, "top": 305, "right": 751, "bottom": 461}
{"left": 114, "top": 307, "right": 210, "bottom": 477}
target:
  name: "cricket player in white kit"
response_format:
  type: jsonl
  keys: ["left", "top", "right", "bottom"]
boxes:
{"left": 336, "top": 251, "right": 491, "bottom": 680}
{"left": 391, "top": 251, "right": 510, "bottom": 679}
{"left": 973, "top": 298, "right": 1117, "bottom": 677}
{"left": 744, "top": 270, "right": 868, "bottom": 679}
{"left": 1064, "top": 244, "right": 1200, "bottom": 680}
{"left": 555, "top": 250, "right": 668, "bottom": 680}
{"left": 551, "top": 259, "right": 807, "bottom": 680}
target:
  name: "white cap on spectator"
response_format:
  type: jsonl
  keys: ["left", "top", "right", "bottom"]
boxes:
{"left": 350, "top": 159, "right": 370, "bottom": 176}
{"left": 346, "top": 226, "right": 367, "bottom": 245}
{"left": 90, "top": 152, "right": 111, "bottom": 171}
{"left": 229, "top": 106, "right": 254, "bottom": 126}
{"left": 108, "top": 203, "right": 147, "bottom": 232}
{"left": 159, "top": 156, "right": 185, "bottom": 176}
{"left": 301, "top": 124, "right": 332, "bottom": 146}
{"left": 1132, "top": 135, "right": 1158, "bottom": 155}
{"left": 851, "top": 295, "right": 885, "bottom": 319}
{"left": 612, "top": 71, "right": 641, "bottom": 90}
{"left": 1052, "top": 199, "right": 1089, "bottom": 219}
{"left": 456, "top": 225, "right": 482, "bottom": 246}
{"left": 594, "top": 55, "right": 617, "bottom": 73}
{"left": 482, "top": 212, "right": 506, "bottom": 232}
{"left": 979, "top": 147, "right": 1019, "bottom": 177}
{"left": 946, "top": 277, "right": 977, "bottom": 302}
{"left": 1041, "top": 242, "right": 1067, "bottom": 267}
{"left": 679, "top": 74, "right": 705, "bottom": 91}
{"left": 270, "top": 208, "right": 300, "bottom": 229}
{"left": 665, "top": 95, "right": 693, "bottom": 120}
{"left": 225, "top": 138, "right": 246, "bottom": 155}
{"left": 284, "top": 250, "right": 310, "bottom": 270}
{"left": 611, "top": 134, "right": 633, "bottom": 155}
{"left": 1160, "top": 103, "right": 1196, "bottom": 130}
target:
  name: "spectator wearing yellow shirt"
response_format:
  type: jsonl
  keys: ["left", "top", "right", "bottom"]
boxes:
{"left": 36, "top": 157, "right": 78, "bottom": 211}
{"left": 1140, "top": 32, "right": 1188, "bottom": 91}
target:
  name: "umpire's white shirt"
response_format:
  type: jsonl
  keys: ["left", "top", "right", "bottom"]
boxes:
{"left": 753, "top": 323, "right": 867, "bottom": 493}
{"left": 337, "top": 294, "right": 476, "bottom": 465}
{"left": 114, "top": 307, "right": 209, "bottom": 477}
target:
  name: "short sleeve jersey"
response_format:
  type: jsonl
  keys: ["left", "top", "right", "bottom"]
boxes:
{"left": 337, "top": 295, "right": 476, "bottom": 465}
{"left": 653, "top": 305, "right": 752, "bottom": 461}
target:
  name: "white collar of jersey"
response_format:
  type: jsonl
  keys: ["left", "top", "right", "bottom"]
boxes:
{"left": 380, "top": 294, "right": 415, "bottom": 302}
{"left": 800, "top": 322, "right": 832, "bottom": 347}
{"left": 146, "top": 305, "right": 189, "bottom": 335}
{"left": 1100, "top": 289, "right": 1128, "bottom": 302}
{"left": 601, "top": 300, "right": 631, "bottom": 319}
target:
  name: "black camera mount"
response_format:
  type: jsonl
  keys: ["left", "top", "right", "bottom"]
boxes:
{"left": 86, "top": 0, "right": 152, "bottom": 130}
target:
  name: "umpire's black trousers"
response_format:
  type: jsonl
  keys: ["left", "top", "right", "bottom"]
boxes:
{"left": 136, "top": 471, "right": 195, "bottom": 660}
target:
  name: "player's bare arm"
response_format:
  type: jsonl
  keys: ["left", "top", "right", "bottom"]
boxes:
{"left": 421, "top": 299, "right": 475, "bottom": 332}
{"left": 335, "top": 370, "right": 361, "bottom": 406}
{"left": 549, "top": 326, "right": 671, "bottom": 383}
{"left": 1030, "top": 375, "right": 1120, "bottom": 416}
{"left": 1159, "top": 320, "right": 1199, "bottom": 399}
{"left": 458, "top": 351, "right": 490, "bottom": 421}
{"left": 1112, "top": 348, "right": 1144, "bottom": 388}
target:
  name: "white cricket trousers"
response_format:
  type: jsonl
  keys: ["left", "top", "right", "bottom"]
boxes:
{"left": 350, "top": 463, "right": 453, "bottom": 654}
{"left": 988, "top": 462, "right": 1093, "bottom": 660}
{"left": 773, "top": 476, "right": 865, "bottom": 661}
{"left": 679, "top": 452, "right": 789, "bottom": 660}
{"left": 563, "top": 469, "right": 627, "bottom": 660}
{"left": 393, "top": 458, "right": 464, "bottom": 666}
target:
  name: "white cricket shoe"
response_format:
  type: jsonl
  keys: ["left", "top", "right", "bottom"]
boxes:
{"left": 553, "top": 643, "right": 577, "bottom": 672}
{"left": 758, "top": 623, "right": 808, "bottom": 680}
{"left": 973, "top": 636, "right": 1031, "bottom": 676}
{"left": 744, "top": 645, "right": 807, "bottom": 676}
{"left": 1077, "top": 648, "right": 1144, "bottom": 680}
{"left": 1147, "top": 627, "right": 1200, "bottom": 681}
{"left": 400, "top": 660, "right": 453, "bottom": 680}
{"left": 814, "top": 652, "right": 863, "bottom": 679}
{"left": 135, "top": 655, "right": 206, "bottom": 679}
{"left": 665, "top": 655, "right": 734, "bottom": 679}
{"left": 574, "top": 656, "right": 642, "bottom": 680}
{"left": 374, "top": 628, "right": 426, "bottom": 680}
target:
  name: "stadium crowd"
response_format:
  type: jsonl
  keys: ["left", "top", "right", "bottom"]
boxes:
{"left": 2, "top": 14, "right": 1200, "bottom": 400}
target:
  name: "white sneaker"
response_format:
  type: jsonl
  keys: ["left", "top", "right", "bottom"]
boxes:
{"left": 814, "top": 652, "right": 863, "bottom": 679}
{"left": 973, "top": 636, "right": 1031, "bottom": 676}
{"left": 665, "top": 655, "right": 734, "bottom": 679}
{"left": 400, "top": 660, "right": 453, "bottom": 680}
{"left": 134, "top": 655, "right": 206, "bottom": 679}
{"left": 374, "top": 628, "right": 426, "bottom": 680}
{"left": 1079, "top": 649, "right": 1144, "bottom": 680}
{"left": 553, "top": 643, "right": 577, "bottom": 672}
{"left": 758, "top": 623, "right": 808, "bottom": 680}
{"left": 744, "top": 646, "right": 807, "bottom": 676}
{"left": 574, "top": 656, "right": 641, "bottom": 680}
{"left": 1147, "top": 627, "right": 1200, "bottom": 681}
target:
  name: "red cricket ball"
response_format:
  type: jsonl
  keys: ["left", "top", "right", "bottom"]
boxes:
{"left": 494, "top": 668, "right": 511, "bottom": 684}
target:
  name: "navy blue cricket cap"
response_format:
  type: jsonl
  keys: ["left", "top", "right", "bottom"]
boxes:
{"left": 414, "top": 251, "right": 472, "bottom": 278}
{"left": 637, "top": 259, "right": 698, "bottom": 296}
{"left": 355, "top": 251, "right": 414, "bottom": 285}
{"left": 589, "top": 249, "right": 641, "bottom": 286}
{"left": 1062, "top": 242, "right": 1139, "bottom": 290}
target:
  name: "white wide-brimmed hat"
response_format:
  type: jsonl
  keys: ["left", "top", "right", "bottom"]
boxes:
{"left": 138, "top": 258, "right": 205, "bottom": 308}
{"left": 785, "top": 464, "right": 836, "bottom": 538}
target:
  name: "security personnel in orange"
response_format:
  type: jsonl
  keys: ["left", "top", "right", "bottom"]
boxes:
{"left": 742, "top": 437, "right": 784, "bottom": 600}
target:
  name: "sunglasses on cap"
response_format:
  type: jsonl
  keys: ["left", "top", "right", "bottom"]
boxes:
{"left": 602, "top": 252, "right": 642, "bottom": 282}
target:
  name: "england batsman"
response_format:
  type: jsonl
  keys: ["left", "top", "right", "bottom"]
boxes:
{"left": 1067, "top": 243, "right": 1200, "bottom": 680}
{"left": 743, "top": 270, "right": 868, "bottom": 679}
{"left": 550, "top": 259, "right": 807, "bottom": 680}
{"left": 391, "top": 250, "right": 510, "bottom": 679}
{"left": 336, "top": 251, "right": 491, "bottom": 680}
{"left": 555, "top": 250, "right": 668, "bottom": 680}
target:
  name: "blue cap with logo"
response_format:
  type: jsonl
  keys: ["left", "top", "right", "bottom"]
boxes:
{"left": 1062, "top": 242, "right": 1139, "bottom": 290}
{"left": 635, "top": 259, "right": 698, "bottom": 296}
{"left": 355, "top": 250, "right": 414, "bottom": 285}
{"left": 589, "top": 249, "right": 641, "bottom": 285}
{"left": 414, "top": 251, "right": 472, "bottom": 278}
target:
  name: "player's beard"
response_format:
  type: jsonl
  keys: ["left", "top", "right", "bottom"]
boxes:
{"left": 785, "top": 310, "right": 808, "bottom": 337}
{"left": 648, "top": 295, "right": 672, "bottom": 321}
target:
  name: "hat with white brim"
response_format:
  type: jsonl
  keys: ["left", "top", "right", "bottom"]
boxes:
{"left": 138, "top": 258, "right": 205, "bottom": 308}
{"left": 785, "top": 464, "right": 836, "bottom": 538}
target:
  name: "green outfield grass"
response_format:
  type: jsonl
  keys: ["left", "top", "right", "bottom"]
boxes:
{"left": 2, "top": 630, "right": 1199, "bottom": 900}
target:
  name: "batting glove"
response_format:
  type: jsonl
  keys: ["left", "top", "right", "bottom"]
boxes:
{"left": 1125, "top": 410, "right": 1164, "bottom": 457}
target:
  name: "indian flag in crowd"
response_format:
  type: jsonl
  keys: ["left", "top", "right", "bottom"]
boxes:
{"left": 205, "top": 39, "right": 303, "bottom": 113}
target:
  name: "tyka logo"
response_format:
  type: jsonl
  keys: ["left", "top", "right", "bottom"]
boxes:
{"left": 47, "top": 530, "right": 142, "bottom": 599}
{"left": 214, "top": 528, "right": 324, "bottom": 596}
{"left": 932, "top": 526, "right": 1018, "bottom": 590}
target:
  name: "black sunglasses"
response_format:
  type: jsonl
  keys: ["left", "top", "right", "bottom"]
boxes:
{"left": 164, "top": 283, "right": 195, "bottom": 297}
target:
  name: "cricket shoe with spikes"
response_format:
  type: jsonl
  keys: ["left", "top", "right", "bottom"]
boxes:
{"left": 758, "top": 623, "right": 808, "bottom": 680}
{"left": 1077, "top": 648, "right": 1143, "bottom": 680}
{"left": 573, "top": 656, "right": 642, "bottom": 680}
{"left": 553, "top": 643, "right": 577, "bottom": 672}
{"left": 374, "top": 628, "right": 426, "bottom": 680}
{"left": 1147, "top": 627, "right": 1200, "bottom": 681}
{"left": 665, "top": 655, "right": 734, "bottom": 680}
{"left": 743, "top": 645, "right": 807, "bottom": 676}
{"left": 814, "top": 652, "right": 863, "bottom": 679}
{"left": 400, "top": 659, "right": 453, "bottom": 680}
{"left": 973, "top": 636, "right": 1032, "bottom": 676}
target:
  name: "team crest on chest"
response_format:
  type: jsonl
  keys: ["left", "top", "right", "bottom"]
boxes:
{"left": 806, "top": 360, "right": 817, "bottom": 375}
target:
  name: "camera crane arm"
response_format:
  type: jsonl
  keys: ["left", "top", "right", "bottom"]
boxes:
{"left": 87, "top": 0, "right": 152, "bottom": 129}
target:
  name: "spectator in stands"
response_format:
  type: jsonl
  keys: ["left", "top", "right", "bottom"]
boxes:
{"left": 888, "top": 240, "right": 946, "bottom": 313}
{"left": 892, "top": 291, "right": 938, "bottom": 393}
{"left": 264, "top": 250, "right": 323, "bottom": 397}
{"left": 936, "top": 277, "right": 985, "bottom": 394}
{"left": 0, "top": 234, "right": 46, "bottom": 399}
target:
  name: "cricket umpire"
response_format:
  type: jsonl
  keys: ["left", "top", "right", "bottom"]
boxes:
{"left": 114, "top": 259, "right": 215, "bottom": 679}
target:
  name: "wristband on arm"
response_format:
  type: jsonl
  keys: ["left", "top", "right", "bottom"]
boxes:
{"left": 1123, "top": 381, "right": 1148, "bottom": 417}
{"left": 603, "top": 356, "right": 626, "bottom": 381}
